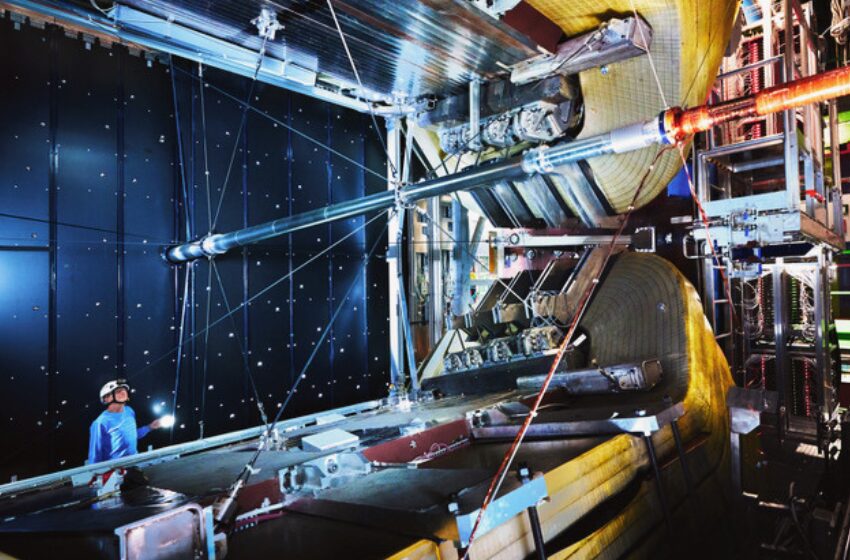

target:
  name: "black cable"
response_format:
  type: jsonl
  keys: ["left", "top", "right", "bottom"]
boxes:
{"left": 0, "top": 212, "right": 170, "bottom": 244}
{"left": 789, "top": 483, "right": 821, "bottom": 560}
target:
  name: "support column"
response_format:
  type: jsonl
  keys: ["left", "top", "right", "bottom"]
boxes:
{"left": 427, "top": 195, "right": 444, "bottom": 347}
{"left": 782, "top": 0, "right": 801, "bottom": 212}
{"left": 450, "top": 200, "right": 470, "bottom": 317}
{"left": 772, "top": 261, "right": 789, "bottom": 425}
{"left": 386, "top": 120, "right": 405, "bottom": 394}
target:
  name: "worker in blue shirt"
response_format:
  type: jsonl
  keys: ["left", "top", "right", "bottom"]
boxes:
{"left": 87, "top": 379, "right": 164, "bottom": 465}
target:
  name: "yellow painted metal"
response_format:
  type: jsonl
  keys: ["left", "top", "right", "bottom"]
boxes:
{"left": 383, "top": 254, "right": 734, "bottom": 559}
{"left": 546, "top": 258, "right": 734, "bottom": 559}
{"left": 525, "top": 0, "right": 740, "bottom": 213}
{"left": 385, "top": 540, "right": 443, "bottom": 560}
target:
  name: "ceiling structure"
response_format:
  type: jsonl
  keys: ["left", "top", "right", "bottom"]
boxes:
{"left": 114, "top": 0, "right": 548, "bottom": 102}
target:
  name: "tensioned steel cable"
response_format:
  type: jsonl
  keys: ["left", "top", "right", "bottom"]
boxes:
{"left": 169, "top": 266, "right": 192, "bottom": 442}
{"left": 170, "top": 64, "right": 388, "bottom": 184}
{"left": 679, "top": 0, "right": 740, "bottom": 106}
{"left": 625, "top": 3, "right": 736, "bottom": 323}
{"left": 211, "top": 35, "right": 270, "bottom": 231}
{"left": 461, "top": 10, "right": 740, "bottom": 546}
{"left": 272, "top": 214, "right": 390, "bottom": 423}
{"left": 123, "top": 210, "right": 387, "bottom": 385}
{"left": 0, "top": 211, "right": 387, "bottom": 468}
{"left": 210, "top": 258, "right": 269, "bottom": 427}
{"left": 460, "top": 145, "right": 674, "bottom": 556}
{"left": 199, "top": 62, "right": 213, "bottom": 232}
{"left": 0, "top": 212, "right": 171, "bottom": 244}
{"left": 325, "top": 0, "right": 399, "bottom": 181}
{"left": 169, "top": 56, "right": 193, "bottom": 240}
{"left": 400, "top": 122, "right": 451, "bottom": 179}
{"left": 198, "top": 59, "right": 216, "bottom": 438}
{"left": 214, "top": 214, "right": 392, "bottom": 529}
{"left": 199, "top": 260, "right": 214, "bottom": 439}
{"left": 255, "top": 2, "right": 439, "bottom": 85}
{"left": 628, "top": 0, "right": 669, "bottom": 110}
{"left": 416, "top": 209, "right": 531, "bottom": 313}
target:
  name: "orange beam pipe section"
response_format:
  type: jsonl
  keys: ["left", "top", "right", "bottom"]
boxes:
{"left": 666, "top": 65, "right": 850, "bottom": 140}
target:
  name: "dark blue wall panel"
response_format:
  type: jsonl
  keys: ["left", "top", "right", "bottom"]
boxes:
{"left": 53, "top": 29, "right": 121, "bottom": 468}
{"left": 0, "top": 251, "right": 50, "bottom": 479}
{"left": 0, "top": 15, "right": 389, "bottom": 481}
{"left": 0, "top": 19, "right": 50, "bottom": 243}
{"left": 122, "top": 47, "right": 183, "bottom": 453}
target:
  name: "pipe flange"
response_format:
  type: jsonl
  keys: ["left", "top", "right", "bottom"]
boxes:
{"left": 200, "top": 234, "right": 226, "bottom": 258}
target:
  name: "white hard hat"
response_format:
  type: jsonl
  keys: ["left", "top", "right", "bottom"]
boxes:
{"left": 100, "top": 379, "right": 130, "bottom": 403}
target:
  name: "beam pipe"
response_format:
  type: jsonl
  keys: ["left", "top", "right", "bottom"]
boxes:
{"left": 166, "top": 158, "right": 525, "bottom": 262}
{"left": 166, "top": 65, "right": 850, "bottom": 263}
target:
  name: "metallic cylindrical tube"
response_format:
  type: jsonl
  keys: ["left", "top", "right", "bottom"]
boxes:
{"left": 755, "top": 65, "right": 850, "bottom": 115}
{"left": 166, "top": 158, "right": 524, "bottom": 263}
{"left": 521, "top": 115, "right": 665, "bottom": 174}
{"left": 665, "top": 65, "right": 850, "bottom": 140}
{"left": 521, "top": 135, "right": 612, "bottom": 174}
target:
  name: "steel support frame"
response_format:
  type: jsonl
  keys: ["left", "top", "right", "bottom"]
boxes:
{"left": 427, "top": 196, "right": 444, "bottom": 347}
{"left": 386, "top": 120, "right": 420, "bottom": 396}
{"left": 693, "top": 0, "right": 842, "bottom": 379}
{"left": 498, "top": 231, "right": 632, "bottom": 249}
{"left": 813, "top": 248, "right": 835, "bottom": 415}
{"left": 408, "top": 122, "right": 450, "bottom": 350}
{"left": 387, "top": 121, "right": 406, "bottom": 394}
{"left": 762, "top": 255, "right": 835, "bottom": 422}
{"left": 829, "top": 100, "right": 844, "bottom": 235}
{"left": 772, "top": 262, "right": 791, "bottom": 424}
{"left": 782, "top": 0, "right": 802, "bottom": 214}
{"left": 694, "top": 0, "right": 840, "bottom": 241}
{"left": 4, "top": 0, "right": 376, "bottom": 114}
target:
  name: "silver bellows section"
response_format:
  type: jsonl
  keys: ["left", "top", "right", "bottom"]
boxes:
{"left": 520, "top": 115, "right": 665, "bottom": 174}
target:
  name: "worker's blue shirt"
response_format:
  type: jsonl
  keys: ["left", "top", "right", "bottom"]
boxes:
{"left": 87, "top": 406, "right": 151, "bottom": 465}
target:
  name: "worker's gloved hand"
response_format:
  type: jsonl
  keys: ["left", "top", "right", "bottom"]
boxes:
{"left": 149, "top": 418, "right": 163, "bottom": 430}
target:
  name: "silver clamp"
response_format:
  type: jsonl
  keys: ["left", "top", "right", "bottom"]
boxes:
{"left": 252, "top": 8, "right": 283, "bottom": 41}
